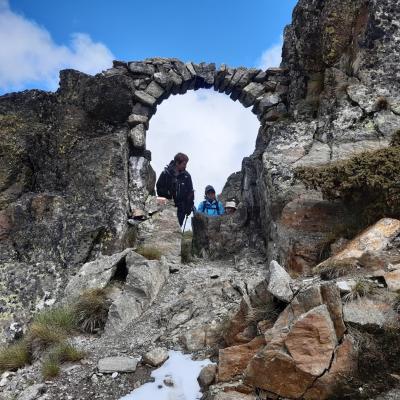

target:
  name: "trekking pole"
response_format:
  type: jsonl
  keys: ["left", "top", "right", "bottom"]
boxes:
{"left": 182, "top": 214, "right": 188, "bottom": 233}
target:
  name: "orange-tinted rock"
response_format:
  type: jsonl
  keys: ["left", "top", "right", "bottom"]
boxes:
{"left": 279, "top": 194, "right": 348, "bottom": 276}
{"left": 384, "top": 269, "right": 400, "bottom": 292}
{"left": 317, "top": 218, "right": 400, "bottom": 272}
{"left": 304, "top": 335, "right": 358, "bottom": 400}
{"left": 244, "top": 348, "right": 315, "bottom": 398}
{"left": 290, "top": 285, "right": 323, "bottom": 318}
{"left": 257, "top": 319, "right": 274, "bottom": 335}
{"left": 213, "top": 392, "right": 256, "bottom": 400}
{"left": 264, "top": 305, "right": 294, "bottom": 350}
{"left": 223, "top": 296, "right": 260, "bottom": 346}
{"left": 284, "top": 305, "right": 337, "bottom": 376}
{"left": 320, "top": 282, "right": 346, "bottom": 340}
{"left": 224, "top": 298, "right": 252, "bottom": 346}
{"left": 218, "top": 336, "right": 266, "bottom": 382}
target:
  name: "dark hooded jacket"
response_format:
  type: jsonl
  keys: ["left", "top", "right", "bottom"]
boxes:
{"left": 156, "top": 161, "right": 194, "bottom": 212}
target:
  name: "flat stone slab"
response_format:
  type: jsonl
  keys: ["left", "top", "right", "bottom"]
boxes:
{"left": 98, "top": 356, "right": 138, "bottom": 373}
{"left": 343, "top": 299, "right": 393, "bottom": 327}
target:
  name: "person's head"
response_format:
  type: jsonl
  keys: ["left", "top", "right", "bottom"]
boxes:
{"left": 205, "top": 185, "right": 216, "bottom": 201}
{"left": 174, "top": 152, "right": 189, "bottom": 172}
{"left": 225, "top": 200, "right": 237, "bottom": 215}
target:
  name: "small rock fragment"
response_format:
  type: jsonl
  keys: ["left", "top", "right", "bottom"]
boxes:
{"left": 163, "top": 377, "right": 174, "bottom": 387}
{"left": 143, "top": 348, "right": 169, "bottom": 367}
{"left": 197, "top": 364, "right": 217, "bottom": 390}
{"left": 267, "top": 260, "right": 293, "bottom": 302}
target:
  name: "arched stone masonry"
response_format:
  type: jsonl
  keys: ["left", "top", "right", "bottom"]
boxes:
{"left": 105, "top": 58, "right": 289, "bottom": 214}
{"left": 108, "top": 58, "right": 288, "bottom": 151}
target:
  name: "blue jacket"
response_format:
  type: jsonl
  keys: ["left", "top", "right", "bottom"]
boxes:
{"left": 197, "top": 199, "right": 225, "bottom": 216}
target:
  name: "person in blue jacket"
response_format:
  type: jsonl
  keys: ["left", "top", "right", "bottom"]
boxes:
{"left": 197, "top": 185, "right": 225, "bottom": 216}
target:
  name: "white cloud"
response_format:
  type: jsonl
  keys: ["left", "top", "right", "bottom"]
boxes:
{"left": 0, "top": 0, "right": 114, "bottom": 92}
{"left": 147, "top": 89, "right": 260, "bottom": 207}
{"left": 258, "top": 40, "right": 283, "bottom": 70}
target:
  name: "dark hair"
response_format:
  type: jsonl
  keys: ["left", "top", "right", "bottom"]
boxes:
{"left": 174, "top": 153, "right": 189, "bottom": 164}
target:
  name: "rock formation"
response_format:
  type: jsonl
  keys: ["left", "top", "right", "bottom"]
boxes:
{"left": 1, "top": 0, "right": 400, "bottom": 399}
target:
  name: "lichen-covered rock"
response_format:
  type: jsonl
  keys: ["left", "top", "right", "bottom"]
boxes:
{"left": 104, "top": 250, "right": 169, "bottom": 334}
{"left": 64, "top": 248, "right": 132, "bottom": 301}
{"left": 267, "top": 260, "right": 293, "bottom": 302}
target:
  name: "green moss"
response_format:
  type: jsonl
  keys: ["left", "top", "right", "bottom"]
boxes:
{"left": 294, "top": 145, "right": 400, "bottom": 224}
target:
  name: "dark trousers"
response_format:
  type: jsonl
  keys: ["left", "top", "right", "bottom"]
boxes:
{"left": 177, "top": 206, "right": 186, "bottom": 226}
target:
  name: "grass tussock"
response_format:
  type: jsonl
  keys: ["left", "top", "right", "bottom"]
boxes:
{"left": 49, "top": 342, "right": 85, "bottom": 363}
{"left": 136, "top": 245, "right": 163, "bottom": 260}
{"left": 0, "top": 290, "right": 104, "bottom": 374}
{"left": 245, "top": 302, "right": 280, "bottom": 325}
{"left": 28, "top": 322, "right": 67, "bottom": 349}
{"left": 392, "top": 292, "right": 400, "bottom": 313}
{"left": 181, "top": 231, "right": 193, "bottom": 264}
{"left": 342, "top": 279, "right": 377, "bottom": 303}
{"left": 0, "top": 340, "right": 30, "bottom": 373}
{"left": 73, "top": 288, "right": 110, "bottom": 333}
{"left": 41, "top": 355, "right": 61, "bottom": 379}
{"left": 33, "top": 307, "right": 76, "bottom": 334}
{"left": 315, "top": 258, "right": 360, "bottom": 280}
{"left": 41, "top": 341, "right": 85, "bottom": 378}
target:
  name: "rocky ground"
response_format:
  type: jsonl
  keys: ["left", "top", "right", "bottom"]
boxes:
{"left": 2, "top": 211, "right": 400, "bottom": 400}
{"left": 1, "top": 0, "right": 400, "bottom": 399}
{"left": 0, "top": 252, "right": 267, "bottom": 400}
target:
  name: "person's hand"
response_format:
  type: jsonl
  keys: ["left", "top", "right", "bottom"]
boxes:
{"left": 157, "top": 197, "right": 167, "bottom": 205}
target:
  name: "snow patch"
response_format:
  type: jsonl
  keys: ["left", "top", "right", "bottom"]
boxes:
{"left": 120, "top": 350, "right": 213, "bottom": 400}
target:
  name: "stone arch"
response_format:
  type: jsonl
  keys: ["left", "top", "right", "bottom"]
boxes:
{"left": 108, "top": 58, "right": 289, "bottom": 157}
{"left": 108, "top": 58, "right": 289, "bottom": 214}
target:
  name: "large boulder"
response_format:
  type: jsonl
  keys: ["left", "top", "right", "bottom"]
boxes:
{"left": 244, "top": 282, "right": 349, "bottom": 399}
{"left": 104, "top": 251, "right": 169, "bottom": 334}
{"left": 316, "top": 218, "right": 400, "bottom": 275}
{"left": 218, "top": 336, "right": 265, "bottom": 382}
{"left": 64, "top": 249, "right": 132, "bottom": 301}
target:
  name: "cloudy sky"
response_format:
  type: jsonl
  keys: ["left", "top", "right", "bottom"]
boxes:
{"left": 1, "top": 0, "right": 297, "bottom": 201}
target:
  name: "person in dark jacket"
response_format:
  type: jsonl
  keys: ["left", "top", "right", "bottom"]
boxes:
{"left": 156, "top": 152, "right": 194, "bottom": 226}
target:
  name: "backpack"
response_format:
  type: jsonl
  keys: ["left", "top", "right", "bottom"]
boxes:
{"left": 200, "top": 200, "right": 221, "bottom": 215}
